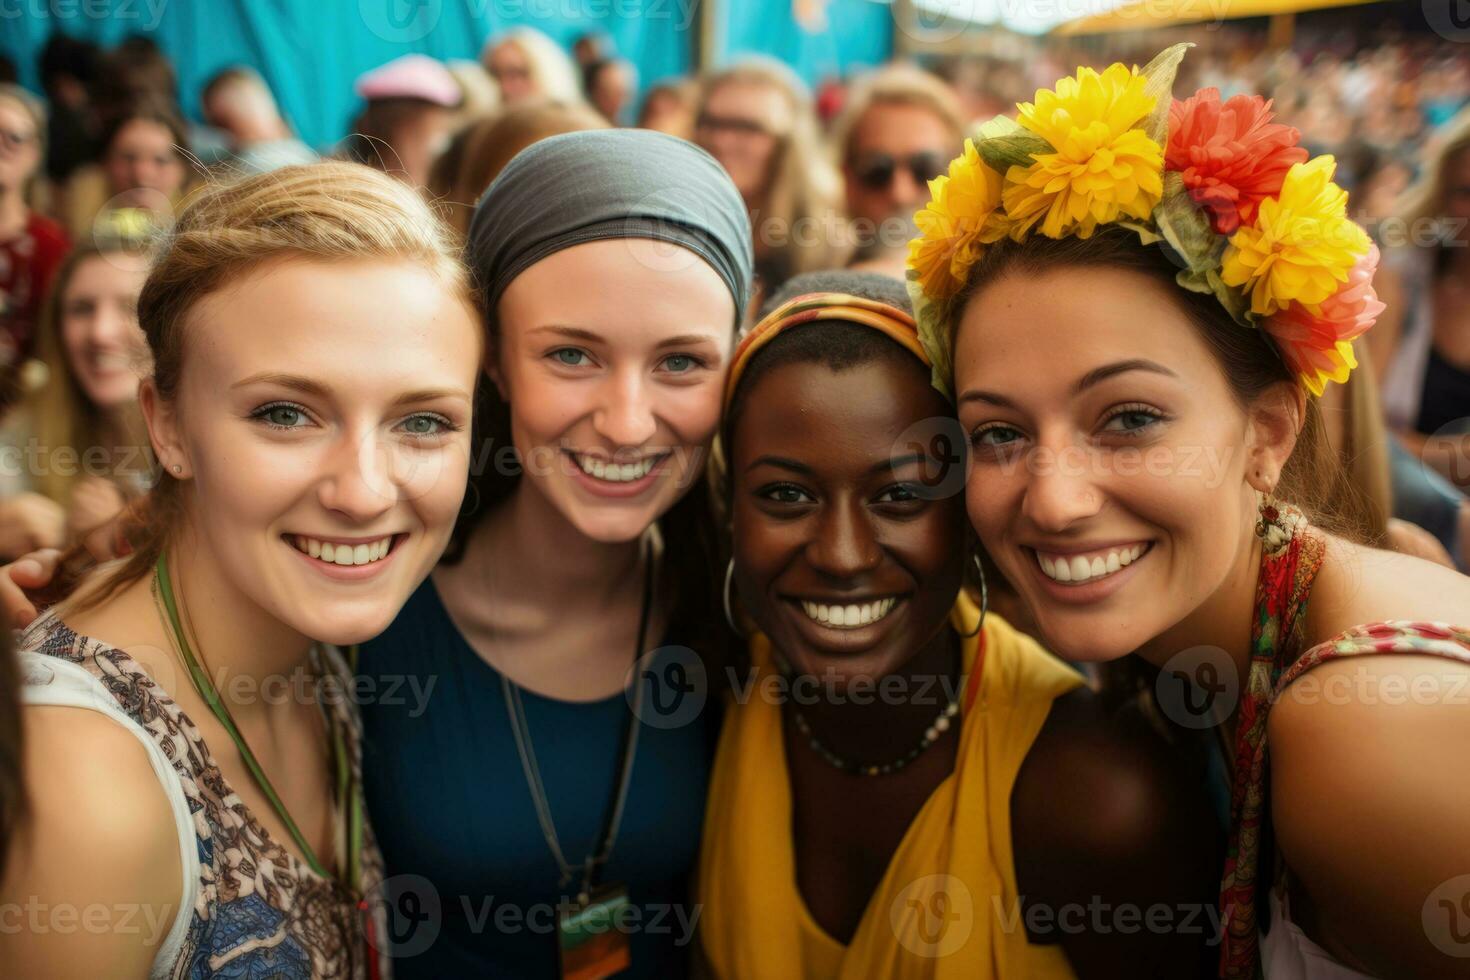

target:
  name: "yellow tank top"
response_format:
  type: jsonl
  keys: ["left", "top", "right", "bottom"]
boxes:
{"left": 697, "top": 595, "right": 1083, "bottom": 980}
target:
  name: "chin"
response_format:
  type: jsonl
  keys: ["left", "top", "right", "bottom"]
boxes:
{"left": 291, "top": 606, "right": 399, "bottom": 648}
{"left": 1029, "top": 612, "right": 1147, "bottom": 664}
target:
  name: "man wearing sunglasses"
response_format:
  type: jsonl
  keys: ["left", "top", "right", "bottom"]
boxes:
{"left": 830, "top": 65, "right": 965, "bottom": 244}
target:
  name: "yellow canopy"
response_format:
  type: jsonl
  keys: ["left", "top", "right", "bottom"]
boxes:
{"left": 1053, "top": 0, "right": 1382, "bottom": 35}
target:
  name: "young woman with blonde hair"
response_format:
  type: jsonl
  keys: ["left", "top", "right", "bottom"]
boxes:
{"left": 695, "top": 59, "right": 847, "bottom": 308}
{"left": 0, "top": 161, "right": 482, "bottom": 979}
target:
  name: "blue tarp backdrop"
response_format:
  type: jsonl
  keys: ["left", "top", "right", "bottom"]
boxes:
{"left": 0, "top": 0, "right": 893, "bottom": 150}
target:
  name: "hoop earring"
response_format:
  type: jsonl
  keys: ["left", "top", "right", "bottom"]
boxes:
{"left": 958, "top": 553, "right": 988, "bottom": 639}
{"left": 723, "top": 558, "right": 744, "bottom": 637}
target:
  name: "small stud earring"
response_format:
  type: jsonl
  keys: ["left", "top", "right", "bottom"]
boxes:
{"left": 172, "top": 464, "right": 182, "bottom": 474}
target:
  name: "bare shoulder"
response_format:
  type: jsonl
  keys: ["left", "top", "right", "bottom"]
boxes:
{"left": 1307, "top": 535, "right": 1470, "bottom": 644}
{"left": 1267, "top": 655, "right": 1470, "bottom": 974}
{"left": 0, "top": 704, "right": 183, "bottom": 980}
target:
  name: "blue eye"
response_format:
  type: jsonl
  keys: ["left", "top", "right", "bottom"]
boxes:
{"left": 553, "top": 348, "right": 589, "bottom": 367}
{"left": 662, "top": 354, "right": 701, "bottom": 373}
{"left": 253, "top": 403, "right": 309, "bottom": 430}
{"left": 400, "top": 414, "right": 453, "bottom": 437}
{"left": 971, "top": 425, "right": 1021, "bottom": 447}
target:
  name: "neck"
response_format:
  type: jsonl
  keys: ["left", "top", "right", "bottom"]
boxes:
{"left": 783, "top": 623, "right": 962, "bottom": 767}
{"left": 0, "top": 189, "right": 26, "bottom": 238}
{"left": 164, "top": 525, "right": 315, "bottom": 721}
{"left": 467, "top": 479, "right": 646, "bottom": 608}
{"left": 1136, "top": 524, "right": 1264, "bottom": 739}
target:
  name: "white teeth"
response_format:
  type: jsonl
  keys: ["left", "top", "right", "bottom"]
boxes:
{"left": 574, "top": 453, "right": 659, "bottom": 483}
{"left": 1036, "top": 544, "right": 1148, "bottom": 586}
{"left": 290, "top": 535, "right": 395, "bottom": 567}
{"left": 798, "top": 597, "right": 898, "bottom": 630}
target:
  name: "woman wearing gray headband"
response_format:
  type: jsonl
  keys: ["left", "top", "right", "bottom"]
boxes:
{"left": 357, "top": 129, "right": 753, "bottom": 979}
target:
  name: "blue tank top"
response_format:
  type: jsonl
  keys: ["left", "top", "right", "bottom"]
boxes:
{"left": 356, "top": 578, "right": 714, "bottom": 978}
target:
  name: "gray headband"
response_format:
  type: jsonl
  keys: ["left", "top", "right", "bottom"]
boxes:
{"left": 467, "top": 129, "right": 754, "bottom": 326}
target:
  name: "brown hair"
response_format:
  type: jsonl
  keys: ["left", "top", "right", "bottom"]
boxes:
{"left": 436, "top": 101, "right": 608, "bottom": 237}
{"left": 60, "top": 161, "right": 475, "bottom": 610}
{"left": 827, "top": 64, "right": 966, "bottom": 169}
{"left": 952, "top": 228, "right": 1361, "bottom": 538}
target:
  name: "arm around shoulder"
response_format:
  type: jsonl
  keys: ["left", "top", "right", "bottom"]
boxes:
{"left": 1012, "top": 687, "right": 1223, "bottom": 980}
{"left": 0, "top": 704, "right": 183, "bottom": 980}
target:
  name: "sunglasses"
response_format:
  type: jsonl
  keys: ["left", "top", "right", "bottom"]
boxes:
{"left": 851, "top": 152, "right": 947, "bottom": 191}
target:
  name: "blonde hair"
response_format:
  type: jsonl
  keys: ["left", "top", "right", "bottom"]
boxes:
{"left": 481, "top": 28, "right": 583, "bottom": 105}
{"left": 827, "top": 64, "right": 966, "bottom": 167}
{"left": 69, "top": 161, "right": 476, "bottom": 607}
{"left": 29, "top": 235, "right": 155, "bottom": 509}
{"left": 699, "top": 58, "right": 847, "bottom": 284}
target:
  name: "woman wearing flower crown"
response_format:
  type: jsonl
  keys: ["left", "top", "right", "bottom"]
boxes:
{"left": 908, "top": 45, "right": 1470, "bottom": 979}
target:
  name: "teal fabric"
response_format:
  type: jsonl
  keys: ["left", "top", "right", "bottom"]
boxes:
{"left": 0, "top": 0, "right": 894, "bottom": 150}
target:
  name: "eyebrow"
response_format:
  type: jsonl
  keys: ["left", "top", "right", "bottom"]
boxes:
{"left": 528, "top": 325, "right": 725, "bottom": 352}
{"left": 958, "top": 358, "right": 1177, "bottom": 407}
{"left": 231, "top": 373, "right": 471, "bottom": 404}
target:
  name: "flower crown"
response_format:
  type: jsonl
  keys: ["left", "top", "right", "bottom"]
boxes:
{"left": 906, "top": 43, "right": 1383, "bottom": 400}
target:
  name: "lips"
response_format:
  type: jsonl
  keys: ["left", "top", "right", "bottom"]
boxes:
{"left": 287, "top": 534, "right": 397, "bottom": 567}
{"left": 797, "top": 597, "right": 899, "bottom": 629}
{"left": 568, "top": 451, "right": 669, "bottom": 484}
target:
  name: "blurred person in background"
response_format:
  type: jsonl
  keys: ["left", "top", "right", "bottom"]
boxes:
{"left": 482, "top": 28, "right": 583, "bottom": 106}
{"left": 637, "top": 78, "right": 696, "bottom": 139}
{"left": 200, "top": 66, "right": 316, "bottom": 174}
{"left": 572, "top": 30, "right": 608, "bottom": 69}
{"left": 344, "top": 54, "right": 461, "bottom": 190}
{"left": 37, "top": 33, "right": 102, "bottom": 193}
{"left": 438, "top": 100, "right": 607, "bottom": 237}
{"left": 0, "top": 86, "right": 70, "bottom": 385}
{"left": 62, "top": 100, "right": 190, "bottom": 240}
{"left": 445, "top": 59, "right": 501, "bottom": 125}
{"left": 828, "top": 64, "right": 964, "bottom": 256}
{"left": 696, "top": 59, "right": 846, "bottom": 309}
{"left": 1375, "top": 106, "right": 1470, "bottom": 490}
{"left": 18, "top": 222, "right": 155, "bottom": 554}
{"left": 586, "top": 57, "right": 637, "bottom": 125}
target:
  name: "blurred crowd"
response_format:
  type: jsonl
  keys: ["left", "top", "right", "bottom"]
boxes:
{"left": 0, "top": 19, "right": 1467, "bottom": 569}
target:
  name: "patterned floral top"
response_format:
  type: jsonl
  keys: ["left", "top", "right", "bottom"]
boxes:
{"left": 1217, "top": 503, "right": 1470, "bottom": 978}
{"left": 18, "top": 610, "right": 391, "bottom": 980}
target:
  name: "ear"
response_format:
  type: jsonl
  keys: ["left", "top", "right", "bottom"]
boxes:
{"left": 140, "top": 380, "right": 189, "bottom": 479}
{"left": 482, "top": 332, "right": 508, "bottom": 402}
{"left": 1245, "top": 380, "right": 1302, "bottom": 495}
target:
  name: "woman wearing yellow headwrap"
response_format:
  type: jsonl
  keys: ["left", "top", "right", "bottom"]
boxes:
{"left": 698, "top": 270, "right": 1221, "bottom": 979}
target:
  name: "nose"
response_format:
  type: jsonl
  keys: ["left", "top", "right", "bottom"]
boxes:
{"left": 88, "top": 302, "right": 131, "bottom": 348}
{"left": 591, "top": 370, "right": 658, "bottom": 448}
{"left": 806, "top": 496, "right": 883, "bottom": 580}
{"left": 1019, "top": 439, "right": 1105, "bottom": 533}
{"left": 890, "top": 167, "right": 921, "bottom": 208}
{"left": 315, "top": 428, "right": 399, "bottom": 524}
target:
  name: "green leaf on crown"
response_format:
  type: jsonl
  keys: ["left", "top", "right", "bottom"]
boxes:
{"left": 1138, "top": 42, "right": 1193, "bottom": 148}
{"left": 973, "top": 114, "right": 1054, "bottom": 174}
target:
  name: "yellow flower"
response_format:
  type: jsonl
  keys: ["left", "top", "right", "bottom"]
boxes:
{"left": 907, "top": 139, "right": 1008, "bottom": 299}
{"left": 1001, "top": 63, "right": 1164, "bottom": 239}
{"left": 1220, "top": 155, "right": 1370, "bottom": 317}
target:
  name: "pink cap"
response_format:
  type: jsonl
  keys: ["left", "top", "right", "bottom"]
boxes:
{"left": 354, "top": 54, "right": 462, "bottom": 107}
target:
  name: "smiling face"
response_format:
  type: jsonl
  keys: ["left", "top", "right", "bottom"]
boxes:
{"left": 104, "top": 117, "right": 186, "bottom": 206}
{"left": 154, "top": 257, "right": 481, "bottom": 646}
{"left": 60, "top": 252, "right": 151, "bottom": 410}
{"left": 493, "top": 238, "right": 736, "bottom": 543}
{"left": 0, "top": 97, "right": 40, "bottom": 194}
{"left": 730, "top": 341, "right": 966, "bottom": 684}
{"left": 954, "top": 264, "right": 1266, "bottom": 663}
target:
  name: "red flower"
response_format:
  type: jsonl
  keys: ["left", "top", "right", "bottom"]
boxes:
{"left": 1264, "top": 243, "right": 1385, "bottom": 396}
{"left": 1166, "top": 88, "right": 1308, "bottom": 235}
